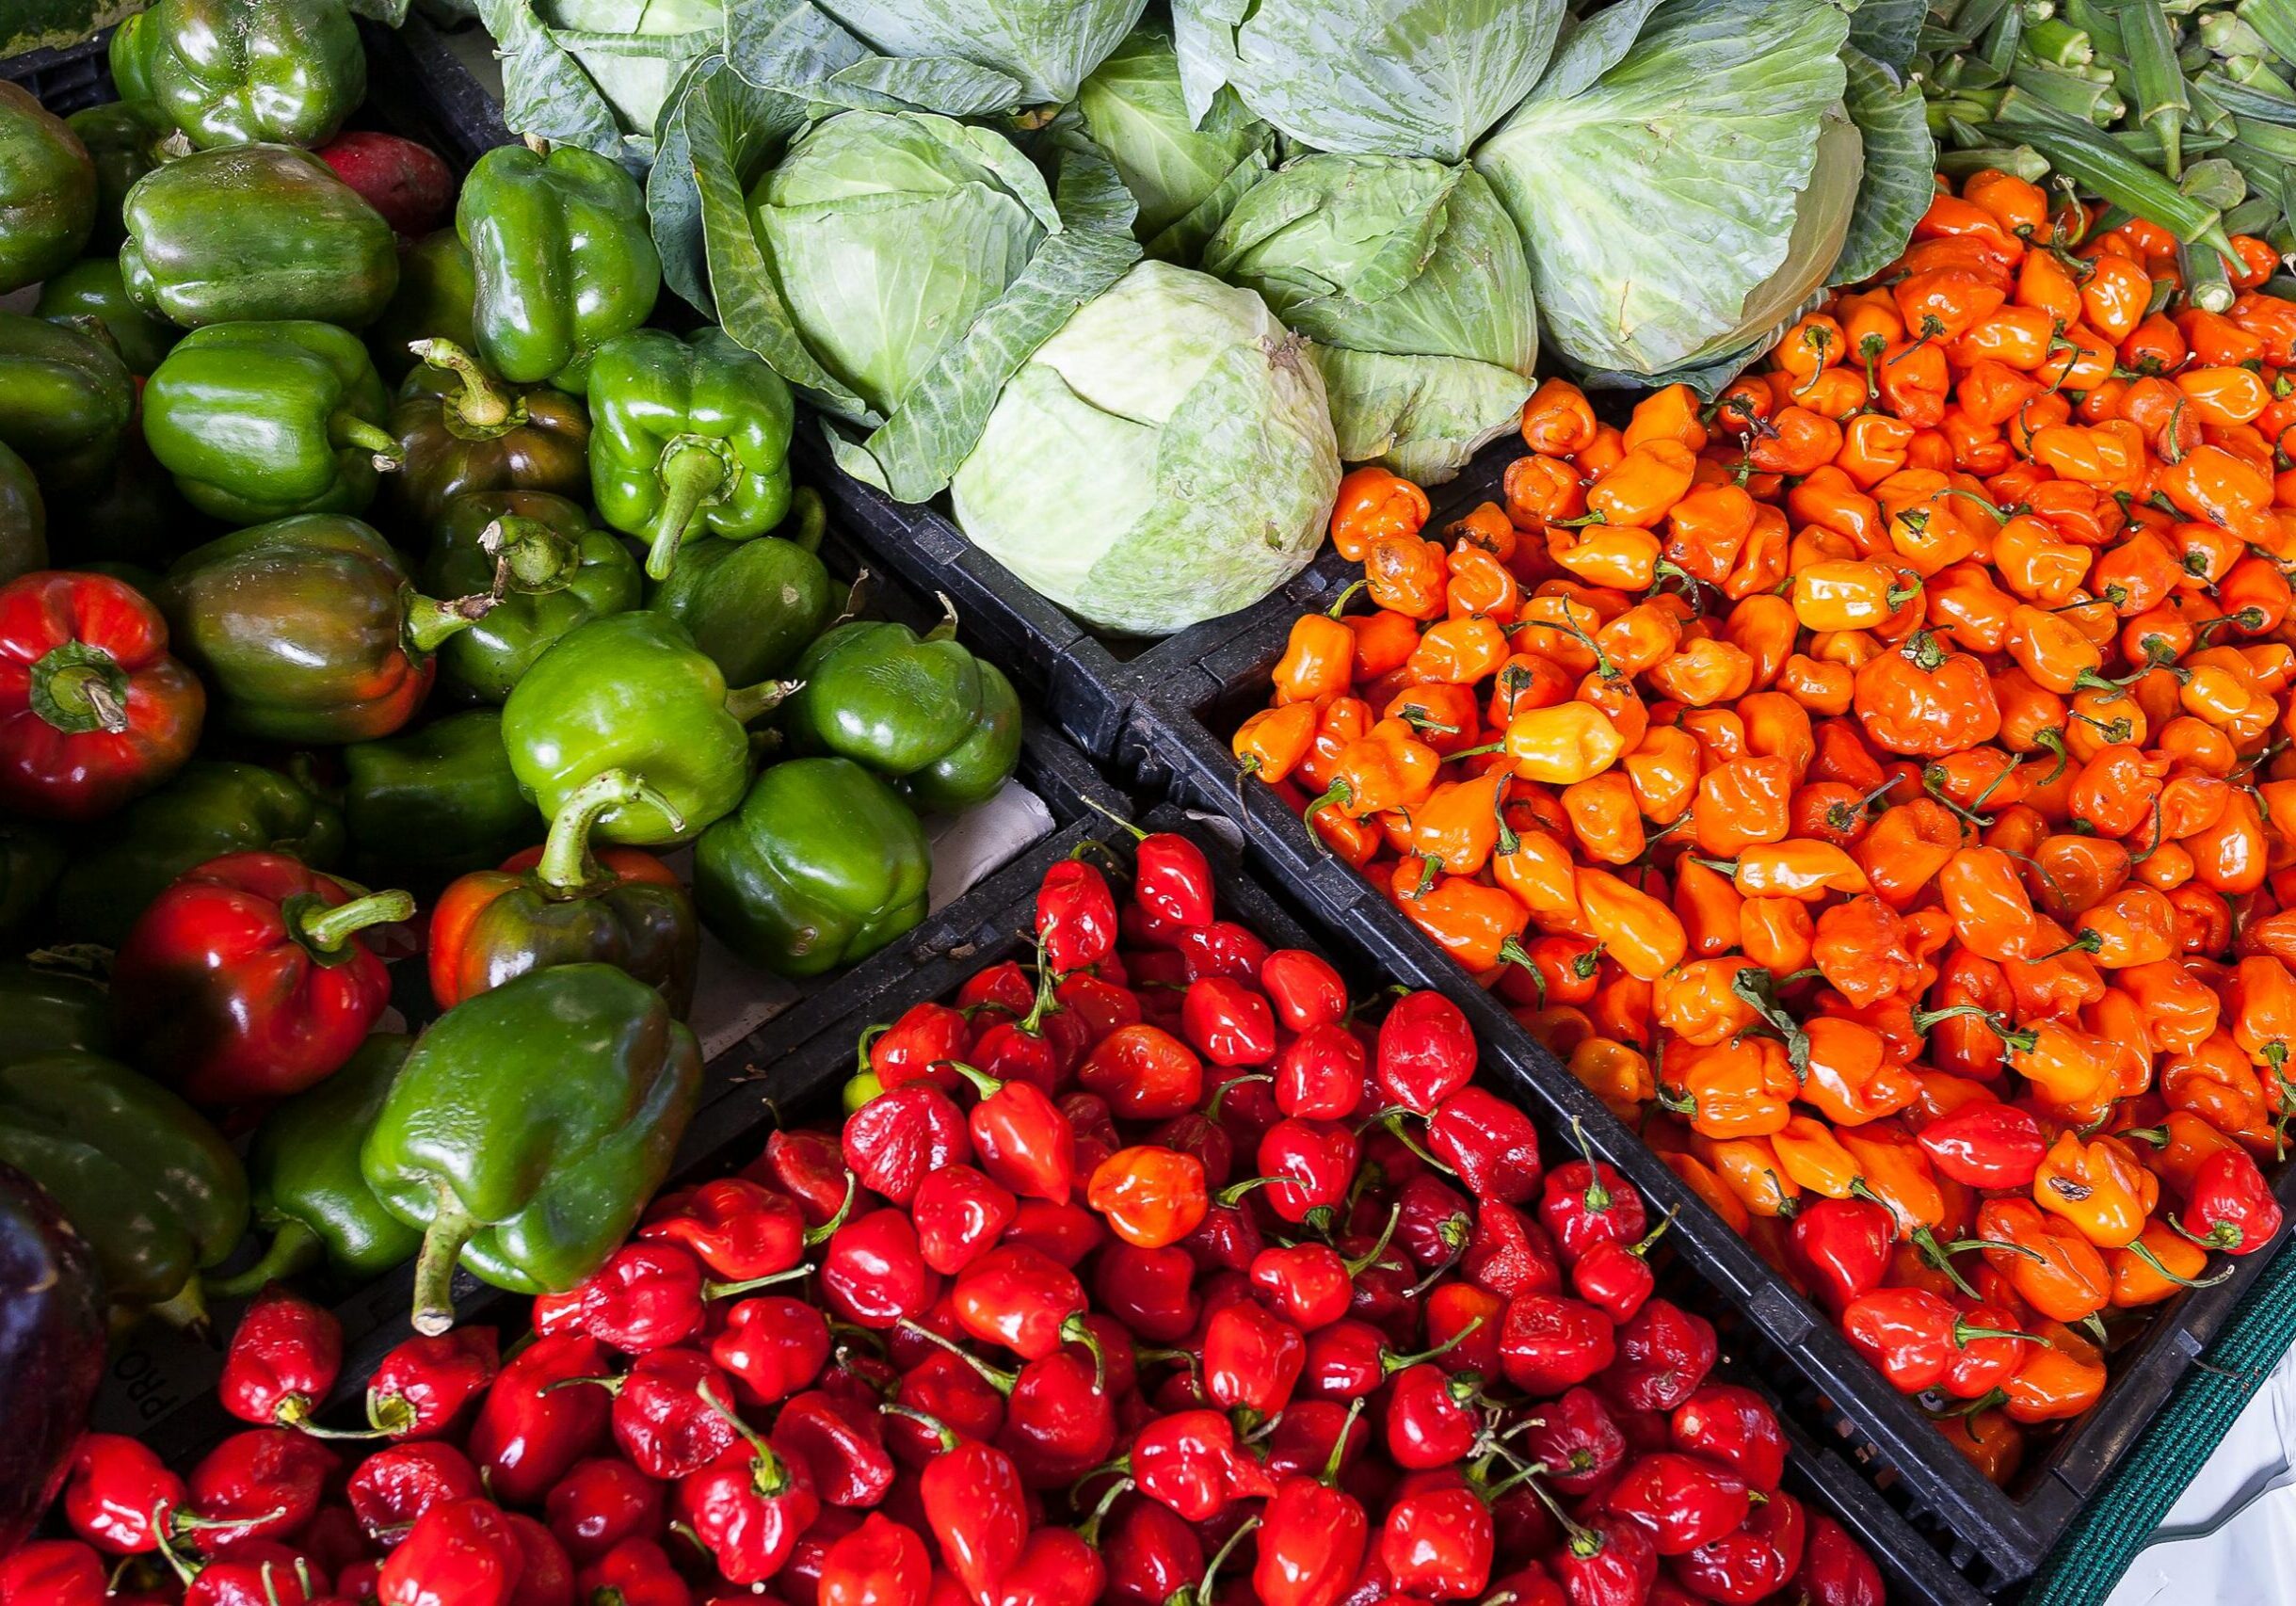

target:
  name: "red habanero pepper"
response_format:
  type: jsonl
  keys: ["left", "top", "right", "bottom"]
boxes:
{"left": 674, "top": 1387, "right": 821, "bottom": 1585}
{"left": 843, "top": 1083, "right": 972, "bottom": 1205}
{"left": 112, "top": 851, "right": 413, "bottom": 1106}
{"left": 1916, "top": 1101, "right": 2047, "bottom": 1190}
{"left": 1384, "top": 1362, "right": 1486, "bottom": 1469}
{"left": 1604, "top": 1298, "right": 1718, "bottom": 1412}
{"left": 184, "top": 1429, "right": 338, "bottom": 1546}
{"left": 951, "top": 1245, "right": 1095, "bottom": 1362}
{"left": 751, "top": 1129, "right": 857, "bottom": 1225}
{"left": 1262, "top": 948, "right": 1349, "bottom": 1032}
{"left": 1180, "top": 976, "right": 1277, "bottom": 1067}
{"left": 588, "top": 1348, "right": 740, "bottom": 1481}
{"left": 1427, "top": 1086, "right": 1545, "bottom": 1205}
{"left": 1254, "top": 1470, "right": 1371, "bottom": 1606}
{"left": 866, "top": 1001, "right": 971, "bottom": 1093}
{"left": 945, "top": 1062, "right": 1076, "bottom": 1206}
{"left": 62, "top": 1435, "right": 186, "bottom": 1554}
{"left": 1604, "top": 1452, "right": 1754, "bottom": 1555}
{"left": 564, "top": 1244, "right": 712, "bottom": 1354}
{"left": 1790, "top": 1196, "right": 1897, "bottom": 1313}
{"left": 1839, "top": 1288, "right": 2039, "bottom": 1394}
{"left": 1037, "top": 857, "right": 1117, "bottom": 974}
{"left": 0, "top": 1544, "right": 108, "bottom": 1606}
{"left": 911, "top": 1164, "right": 1019, "bottom": 1275}
{"left": 1132, "top": 828, "right": 1215, "bottom": 931}
{"left": 1571, "top": 1213, "right": 1674, "bottom": 1322}
{"left": 817, "top": 1516, "right": 931, "bottom": 1606}
{"left": 1540, "top": 1123, "right": 1649, "bottom": 1261}
{"left": 2181, "top": 1148, "right": 2286, "bottom": 1254}
{"left": 1077, "top": 1024, "right": 1204, "bottom": 1121}
{"left": 377, "top": 1499, "right": 525, "bottom": 1606}
{"left": 1377, "top": 989, "right": 1479, "bottom": 1113}
{"left": 1499, "top": 1293, "right": 1616, "bottom": 1394}
{"left": 1798, "top": 1514, "right": 1887, "bottom": 1606}
{"left": 545, "top": 1458, "right": 663, "bottom": 1565}
{"left": 1204, "top": 1298, "right": 1309, "bottom": 1419}
{"left": 1240, "top": 1116, "right": 1360, "bottom": 1224}
{"left": 1381, "top": 1477, "right": 1497, "bottom": 1600}
{"left": 1671, "top": 1384, "right": 1788, "bottom": 1491}
{"left": 1275, "top": 1022, "right": 1368, "bottom": 1121}
{"left": 639, "top": 1177, "right": 826, "bottom": 1284}
{"left": 710, "top": 1295, "right": 830, "bottom": 1407}
{"left": 345, "top": 1440, "right": 483, "bottom": 1540}
{"left": 575, "top": 1539, "right": 688, "bottom": 1606}
{"left": 892, "top": 1409, "right": 1030, "bottom": 1604}
{"left": 467, "top": 1334, "right": 613, "bottom": 1506}
{"left": 365, "top": 1327, "right": 499, "bottom": 1439}
{"left": 1086, "top": 1145, "right": 1209, "bottom": 1249}
{"left": 0, "top": 570, "right": 202, "bottom": 819}
{"left": 774, "top": 1390, "right": 894, "bottom": 1509}
{"left": 219, "top": 1285, "right": 345, "bottom": 1433}
{"left": 820, "top": 1211, "right": 940, "bottom": 1331}
{"left": 1519, "top": 1386, "right": 1629, "bottom": 1493}
{"left": 1130, "top": 1408, "right": 1277, "bottom": 1521}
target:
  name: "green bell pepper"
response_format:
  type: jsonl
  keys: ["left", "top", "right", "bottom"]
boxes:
{"left": 422, "top": 492, "right": 642, "bottom": 703}
{"left": 0, "top": 1053, "right": 248, "bottom": 1325}
{"left": 586, "top": 328, "right": 795, "bottom": 580}
{"left": 0, "top": 83, "right": 94, "bottom": 295}
{"left": 502, "top": 611, "right": 791, "bottom": 846}
{"left": 65, "top": 104, "right": 156, "bottom": 251}
{"left": 0, "top": 312, "right": 134, "bottom": 498}
{"left": 648, "top": 532, "right": 834, "bottom": 688}
{"left": 53, "top": 759, "right": 345, "bottom": 946}
{"left": 695, "top": 756, "right": 931, "bottom": 977}
{"left": 785, "top": 608, "right": 1025, "bottom": 811}
{"left": 362, "top": 962, "right": 701, "bottom": 1332}
{"left": 458, "top": 143, "right": 659, "bottom": 392}
{"left": 389, "top": 339, "right": 591, "bottom": 529}
{"left": 143, "top": 320, "right": 400, "bottom": 522}
{"left": 36, "top": 258, "right": 180, "bottom": 377}
{"left": 0, "top": 442, "right": 44, "bottom": 584}
{"left": 160, "top": 514, "right": 491, "bottom": 744}
{"left": 0, "top": 963, "right": 113, "bottom": 1068}
{"left": 369, "top": 229, "right": 477, "bottom": 383}
{"left": 216, "top": 1033, "right": 421, "bottom": 1296}
{"left": 0, "top": 825, "right": 62, "bottom": 947}
{"left": 121, "top": 144, "right": 397, "bottom": 329}
{"left": 108, "top": 0, "right": 363, "bottom": 151}
{"left": 343, "top": 709, "right": 538, "bottom": 879}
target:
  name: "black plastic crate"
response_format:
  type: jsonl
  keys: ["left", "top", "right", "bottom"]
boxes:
{"left": 1120, "top": 518, "right": 2296, "bottom": 1592}
{"left": 89, "top": 512, "right": 1135, "bottom": 1458}
{"left": 117, "top": 803, "right": 1983, "bottom": 1605}
{"left": 799, "top": 433, "right": 1358, "bottom": 763}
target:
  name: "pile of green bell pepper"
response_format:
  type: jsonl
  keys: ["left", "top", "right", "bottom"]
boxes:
{"left": 343, "top": 709, "right": 538, "bottom": 878}
{"left": 0, "top": 84, "right": 95, "bottom": 295}
{"left": 111, "top": 0, "right": 364, "bottom": 151}
{"left": 422, "top": 494, "right": 641, "bottom": 703}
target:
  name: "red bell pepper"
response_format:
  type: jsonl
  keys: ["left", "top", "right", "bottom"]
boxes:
{"left": 0, "top": 570, "right": 202, "bottom": 819}
{"left": 112, "top": 851, "right": 412, "bottom": 1106}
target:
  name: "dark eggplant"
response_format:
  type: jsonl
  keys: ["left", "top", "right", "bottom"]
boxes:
{"left": 0, "top": 1160, "right": 106, "bottom": 1552}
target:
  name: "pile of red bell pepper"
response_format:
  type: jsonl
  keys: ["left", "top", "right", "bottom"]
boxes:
{"left": 10, "top": 842, "right": 1900, "bottom": 1606}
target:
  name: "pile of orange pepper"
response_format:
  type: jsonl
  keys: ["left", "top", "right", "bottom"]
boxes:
{"left": 1234, "top": 169, "right": 2296, "bottom": 1486}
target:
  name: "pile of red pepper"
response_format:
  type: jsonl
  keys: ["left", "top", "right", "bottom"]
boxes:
{"left": 8, "top": 843, "right": 1899, "bottom": 1606}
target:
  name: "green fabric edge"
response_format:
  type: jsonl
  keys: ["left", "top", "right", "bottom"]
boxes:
{"left": 2021, "top": 1238, "right": 2296, "bottom": 1605}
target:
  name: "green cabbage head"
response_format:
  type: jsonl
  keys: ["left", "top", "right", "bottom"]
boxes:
{"left": 951, "top": 261, "right": 1340, "bottom": 637}
{"left": 1076, "top": 28, "right": 1273, "bottom": 264}
{"left": 813, "top": 0, "right": 1148, "bottom": 104}
{"left": 1203, "top": 153, "right": 1535, "bottom": 484}
{"left": 747, "top": 110, "right": 1056, "bottom": 423}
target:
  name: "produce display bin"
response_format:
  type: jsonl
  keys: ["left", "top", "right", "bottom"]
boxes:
{"left": 110, "top": 802, "right": 1987, "bottom": 1606}
{"left": 1117, "top": 439, "right": 2296, "bottom": 1595}
{"left": 89, "top": 512, "right": 1133, "bottom": 1463}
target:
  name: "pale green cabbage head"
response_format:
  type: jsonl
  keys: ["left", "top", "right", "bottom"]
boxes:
{"left": 1172, "top": 0, "right": 1565, "bottom": 163}
{"left": 813, "top": 0, "right": 1147, "bottom": 104}
{"left": 951, "top": 261, "right": 1340, "bottom": 637}
{"left": 1473, "top": 0, "right": 1866, "bottom": 381}
{"left": 532, "top": 0, "right": 721, "bottom": 137}
{"left": 1076, "top": 27, "right": 1273, "bottom": 264}
{"left": 1203, "top": 153, "right": 1535, "bottom": 484}
{"left": 747, "top": 110, "right": 1055, "bottom": 421}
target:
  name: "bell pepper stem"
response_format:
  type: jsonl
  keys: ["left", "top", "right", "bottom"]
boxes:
{"left": 924, "top": 592, "right": 960, "bottom": 645}
{"left": 481, "top": 517, "right": 580, "bottom": 594}
{"left": 209, "top": 1221, "right": 325, "bottom": 1301}
{"left": 27, "top": 640, "right": 132, "bottom": 734}
{"left": 402, "top": 587, "right": 499, "bottom": 656}
{"left": 145, "top": 1277, "right": 213, "bottom": 1340}
{"left": 535, "top": 768, "right": 685, "bottom": 896}
{"left": 411, "top": 1189, "right": 475, "bottom": 1336}
{"left": 643, "top": 438, "right": 734, "bottom": 581}
{"left": 294, "top": 888, "right": 416, "bottom": 956}
{"left": 724, "top": 678, "right": 803, "bottom": 726}
{"left": 409, "top": 338, "right": 519, "bottom": 432}
{"left": 330, "top": 411, "right": 403, "bottom": 470}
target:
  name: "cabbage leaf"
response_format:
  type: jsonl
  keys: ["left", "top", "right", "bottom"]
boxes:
{"left": 1075, "top": 28, "right": 1274, "bottom": 263}
{"left": 1835, "top": 45, "right": 1937, "bottom": 285}
{"left": 1472, "top": 0, "right": 1853, "bottom": 378}
{"left": 1171, "top": 0, "right": 1565, "bottom": 164}
{"left": 810, "top": 0, "right": 1147, "bottom": 104}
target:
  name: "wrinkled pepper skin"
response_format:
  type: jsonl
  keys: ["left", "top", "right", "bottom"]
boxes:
{"left": 786, "top": 616, "right": 1024, "bottom": 811}
{"left": 65, "top": 104, "right": 156, "bottom": 250}
{"left": 362, "top": 963, "right": 702, "bottom": 1333}
{"left": 586, "top": 328, "right": 795, "bottom": 580}
{"left": 458, "top": 143, "right": 659, "bottom": 391}
{"left": 0, "top": 442, "right": 45, "bottom": 584}
{"left": 0, "top": 963, "right": 112, "bottom": 1068}
{"left": 428, "top": 767, "right": 699, "bottom": 1016}
{"left": 121, "top": 144, "right": 397, "bottom": 329}
{"left": 159, "top": 514, "right": 485, "bottom": 743}
{"left": 108, "top": 0, "right": 363, "bottom": 151}
{"left": 0, "top": 1162, "right": 105, "bottom": 1555}
{"left": 389, "top": 339, "right": 591, "bottom": 528}
{"left": 0, "top": 313, "right": 135, "bottom": 496}
{"left": 0, "top": 827, "right": 63, "bottom": 948}
{"left": 0, "top": 83, "right": 95, "bottom": 295}
{"left": 0, "top": 1052, "right": 248, "bottom": 1320}
{"left": 36, "top": 258, "right": 181, "bottom": 377}
{"left": 343, "top": 708, "right": 537, "bottom": 878}
{"left": 369, "top": 228, "right": 476, "bottom": 383}
{"left": 218, "top": 1033, "right": 421, "bottom": 1295}
{"left": 649, "top": 532, "right": 834, "bottom": 687}
{"left": 695, "top": 757, "right": 931, "bottom": 977}
{"left": 52, "top": 758, "right": 344, "bottom": 946}
{"left": 143, "top": 320, "right": 400, "bottom": 522}
{"left": 502, "top": 611, "right": 781, "bottom": 846}
{"left": 421, "top": 494, "right": 640, "bottom": 703}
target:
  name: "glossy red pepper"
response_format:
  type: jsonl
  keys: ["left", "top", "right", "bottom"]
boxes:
{"left": 61, "top": 1434, "right": 186, "bottom": 1554}
{"left": 1498, "top": 1293, "right": 1616, "bottom": 1394}
{"left": 1378, "top": 990, "right": 1478, "bottom": 1113}
{"left": 1381, "top": 1477, "right": 1496, "bottom": 1599}
{"left": 1427, "top": 1087, "right": 1544, "bottom": 1204}
{"left": 365, "top": 1327, "right": 499, "bottom": 1440}
{"left": 2181, "top": 1147, "right": 2285, "bottom": 1254}
{"left": 467, "top": 1334, "right": 613, "bottom": 1506}
{"left": 1916, "top": 1101, "right": 2047, "bottom": 1190}
{"left": 775, "top": 1389, "right": 895, "bottom": 1509}
{"left": 1262, "top": 949, "right": 1349, "bottom": 1032}
{"left": 1840, "top": 1288, "right": 2038, "bottom": 1396}
{"left": 843, "top": 1084, "right": 973, "bottom": 1206}
{"left": 0, "top": 1542, "right": 108, "bottom": 1606}
{"left": 867, "top": 1002, "right": 971, "bottom": 1092}
{"left": 1602, "top": 1298, "right": 1717, "bottom": 1412}
{"left": 1669, "top": 1385, "right": 1787, "bottom": 1492}
{"left": 593, "top": 1348, "right": 740, "bottom": 1480}
{"left": 710, "top": 1295, "right": 830, "bottom": 1407}
{"left": 1604, "top": 1452, "right": 1754, "bottom": 1555}
{"left": 574, "top": 1538, "right": 688, "bottom": 1606}
{"left": 1128, "top": 1408, "right": 1276, "bottom": 1521}
{"left": 1202, "top": 1299, "right": 1308, "bottom": 1420}
{"left": 1796, "top": 1513, "right": 1887, "bottom": 1606}
{"left": 953, "top": 1064, "right": 1078, "bottom": 1206}
{"left": 377, "top": 1499, "right": 523, "bottom": 1606}
{"left": 544, "top": 1457, "right": 663, "bottom": 1566}
{"left": 815, "top": 1515, "right": 930, "bottom": 1606}
{"left": 345, "top": 1440, "right": 482, "bottom": 1541}
{"left": 184, "top": 1429, "right": 338, "bottom": 1547}
{"left": 953, "top": 1245, "right": 1096, "bottom": 1362}
{"left": 1253, "top": 1473, "right": 1370, "bottom": 1606}
{"left": 112, "top": 851, "right": 413, "bottom": 1106}
{"left": 639, "top": 1177, "right": 827, "bottom": 1284}
{"left": 821, "top": 1212, "right": 941, "bottom": 1331}
{"left": 674, "top": 1387, "right": 821, "bottom": 1585}
{"left": 913, "top": 1164, "right": 1020, "bottom": 1276}
{"left": 1037, "top": 858, "right": 1117, "bottom": 974}
{"left": 1790, "top": 1196, "right": 1897, "bottom": 1313}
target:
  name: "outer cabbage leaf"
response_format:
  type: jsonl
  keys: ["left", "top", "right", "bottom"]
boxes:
{"left": 1835, "top": 45, "right": 1935, "bottom": 285}
{"left": 950, "top": 261, "right": 1339, "bottom": 636}
{"left": 1076, "top": 28, "right": 1273, "bottom": 263}
{"left": 1472, "top": 0, "right": 1853, "bottom": 378}
{"left": 722, "top": 0, "right": 1023, "bottom": 117}
{"left": 811, "top": 0, "right": 1147, "bottom": 104}
{"left": 529, "top": 0, "right": 720, "bottom": 142}
{"left": 1203, "top": 154, "right": 1533, "bottom": 481}
{"left": 1171, "top": 0, "right": 1565, "bottom": 164}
